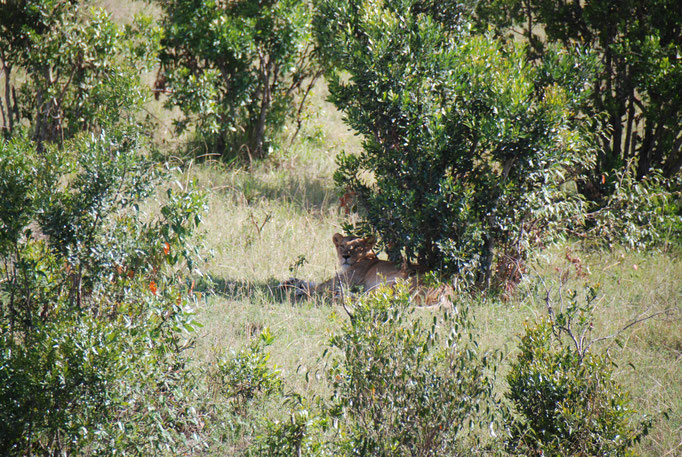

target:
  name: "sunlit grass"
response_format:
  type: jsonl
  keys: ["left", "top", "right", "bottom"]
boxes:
{"left": 187, "top": 142, "right": 681, "bottom": 456}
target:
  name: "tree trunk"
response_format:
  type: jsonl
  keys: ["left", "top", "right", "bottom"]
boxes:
{"left": 3, "top": 63, "right": 14, "bottom": 135}
{"left": 663, "top": 135, "right": 682, "bottom": 177}
{"left": 0, "top": 92, "right": 7, "bottom": 136}
{"left": 252, "top": 54, "right": 273, "bottom": 161}
{"left": 623, "top": 92, "right": 635, "bottom": 160}
{"left": 636, "top": 121, "right": 654, "bottom": 179}
{"left": 35, "top": 86, "right": 45, "bottom": 153}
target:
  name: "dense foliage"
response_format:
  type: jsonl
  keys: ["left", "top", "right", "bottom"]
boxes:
{"left": 475, "top": 0, "right": 682, "bottom": 183}
{"left": 506, "top": 288, "right": 651, "bottom": 456}
{"left": 0, "top": 131, "right": 208, "bottom": 455}
{"left": 314, "top": 0, "right": 596, "bottom": 287}
{"left": 0, "top": 0, "right": 157, "bottom": 149}
{"left": 210, "top": 328, "right": 283, "bottom": 415}
{"left": 0, "top": 0, "right": 675, "bottom": 454}
{"left": 155, "top": 0, "right": 321, "bottom": 161}
{"left": 327, "top": 285, "right": 496, "bottom": 456}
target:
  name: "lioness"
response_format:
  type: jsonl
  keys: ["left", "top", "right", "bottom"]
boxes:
{"left": 283, "top": 233, "right": 452, "bottom": 307}
{"left": 313, "top": 233, "right": 409, "bottom": 295}
{"left": 283, "top": 233, "right": 407, "bottom": 298}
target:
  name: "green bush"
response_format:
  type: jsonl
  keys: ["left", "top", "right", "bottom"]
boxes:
{"left": 474, "top": 0, "right": 682, "bottom": 180}
{"left": 210, "top": 328, "right": 283, "bottom": 415}
{"left": 505, "top": 288, "right": 651, "bottom": 456}
{"left": 0, "top": 132, "right": 209, "bottom": 456}
{"left": 327, "top": 285, "right": 497, "bottom": 456}
{"left": 314, "top": 0, "right": 595, "bottom": 288}
{"left": 582, "top": 165, "right": 682, "bottom": 250}
{"left": 0, "top": 0, "right": 158, "bottom": 148}
{"left": 249, "top": 401, "right": 333, "bottom": 457}
{"left": 156, "top": 0, "right": 321, "bottom": 162}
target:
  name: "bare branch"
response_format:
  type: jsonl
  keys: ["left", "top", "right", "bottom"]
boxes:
{"left": 586, "top": 307, "right": 678, "bottom": 353}
{"left": 341, "top": 299, "right": 355, "bottom": 323}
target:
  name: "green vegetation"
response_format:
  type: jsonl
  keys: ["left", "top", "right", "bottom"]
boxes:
{"left": 0, "top": 131, "right": 207, "bottom": 455}
{"left": 0, "top": 0, "right": 157, "bottom": 149}
{"left": 315, "top": 0, "right": 596, "bottom": 288}
{"left": 155, "top": 0, "right": 320, "bottom": 161}
{"left": 506, "top": 288, "right": 651, "bottom": 456}
{"left": 0, "top": 0, "right": 680, "bottom": 456}
{"left": 326, "top": 285, "right": 496, "bottom": 456}
{"left": 475, "top": 0, "right": 682, "bottom": 181}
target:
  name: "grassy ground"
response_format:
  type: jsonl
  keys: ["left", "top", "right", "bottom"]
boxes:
{"left": 186, "top": 85, "right": 358, "bottom": 400}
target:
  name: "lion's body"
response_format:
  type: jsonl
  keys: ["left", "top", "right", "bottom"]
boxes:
{"left": 284, "top": 233, "right": 452, "bottom": 307}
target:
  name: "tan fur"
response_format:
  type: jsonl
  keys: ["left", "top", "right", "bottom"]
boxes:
{"left": 285, "top": 233, "right": 453, "bottom": 307}
{"left": 313, "top": 233, "right": 409, "bottom": 295}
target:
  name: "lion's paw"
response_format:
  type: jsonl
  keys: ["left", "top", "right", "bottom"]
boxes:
{"left": 279, "top": 278, "right": 315, "bottom": 297}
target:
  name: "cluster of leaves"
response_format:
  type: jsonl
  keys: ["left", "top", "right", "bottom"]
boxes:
{"left": 249, "top": 400, "right": 333, "bottom": 457}
{"left": 326, "top": 285, "right": 496, "bottom": 456}
{"left": 247, "top": 284, "right": 497, "bottom": 456}
{"left": 505, "top": 286, "right": 652, "bottom": 456}
{"left": 156, "top": 0, "right": 321, "bottom": 162}
{"left": 0, "top": 0, "right": 159, "bottom": 149}
{"left": 0, "top": 131, "right": 209, "bottom": 456}
{"left": 314, "top": 0, "right": 596, "bottom": 288}
{"left": 475, "top": 0, "right": 682, "bottom": 181}
{"left": 582, "top": 165, "right": 682, "bottom": 250}
{"left": 471, "top": 0, "right": 682, "bottom": 252}
{"left": 210, "top": 328, "right": 283, "bottom": 415}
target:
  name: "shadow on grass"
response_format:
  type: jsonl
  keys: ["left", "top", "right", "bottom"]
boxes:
{"left": 195, "top": 273, "right": 309, "bottom": 305}
{"left": 227, "top": 172, "right": 339, "bottom": 212}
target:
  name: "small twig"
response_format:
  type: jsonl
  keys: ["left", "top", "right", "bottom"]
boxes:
{"left": 586, "top": 307, "right": 677, "bottom": 353}
{"left": 341, "top": 299, "right": 355, "bottom": 323}
{"left": 249, "top": 213, "right": 272, "bottom": 236}
{"left": 558, "top": 323, "right": 583, "bottom": 360}
{"left": 545, "top": 289, "right": 554, "bottom": 320}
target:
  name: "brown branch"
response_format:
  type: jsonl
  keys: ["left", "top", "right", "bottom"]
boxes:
{"left": 249, "top": 213, "right": 272, "bottom": 236}
{"left": 289, "top": 69, "right": 323, "bottom": 146}
{"left": 587, "top": 307, "right": 678, "bottom": 353}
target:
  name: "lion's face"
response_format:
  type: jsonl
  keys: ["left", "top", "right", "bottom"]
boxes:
{"left": 332, "top": 233, "right": 376, "bottom": 271}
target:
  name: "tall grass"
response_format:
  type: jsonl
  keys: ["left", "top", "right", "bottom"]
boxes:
{"left": 183, "top": 86, "right": 361, "bottom": 404}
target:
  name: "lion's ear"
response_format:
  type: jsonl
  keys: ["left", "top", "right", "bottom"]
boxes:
{"left": 363, "top": 236, "right": 376, "bottom": 249}
{"left": 332, "top": 233, "right": 344, "bottom": 246}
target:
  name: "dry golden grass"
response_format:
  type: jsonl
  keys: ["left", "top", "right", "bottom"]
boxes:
{"left": 181, "top": 86, "right": 361, "bottom": 402}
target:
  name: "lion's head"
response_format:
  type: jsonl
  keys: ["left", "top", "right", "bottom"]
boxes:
{"left": 332, "top": 233, "right": 377, "bottom": 271}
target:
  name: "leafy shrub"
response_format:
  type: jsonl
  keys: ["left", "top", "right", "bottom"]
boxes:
{"left": 327, "top": 285, "right": 497, "bottom": 456}
{"left": 211, "top": 328, "right": 283, "bottom": 415}
{"left": 156, "top": 0, "right": 321, "bottom": 161}
{"left": 474, "top": 0, "right": 682, "bottom": 180}
{"left": 0, "top": 131, "right": 209, "bottom": 456}
{"left": 582, "top": 165, "right": 682, "bottom": 250}
{"left": 0, "top": 0, "right": 158, "bottom": 148}
{"left": 314, "top": 0, "right": 595, "bottom": 288}
{"left": 505, "top": 287, "right": 651, "bottom": 456}
{"left": 249, "top": 401, "right": 333, "bottom": 457}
